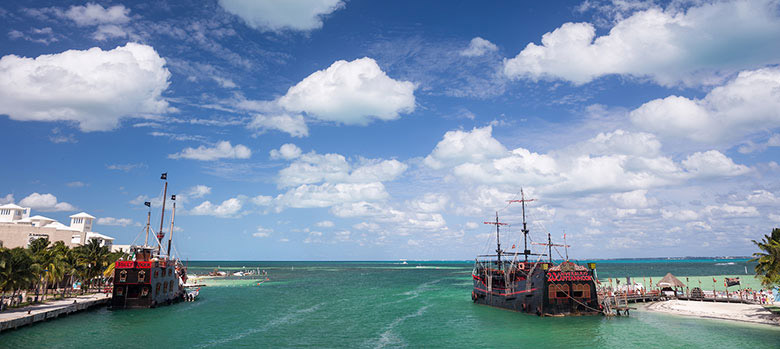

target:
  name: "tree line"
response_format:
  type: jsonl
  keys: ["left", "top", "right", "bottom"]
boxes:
{"left": 0, "top": 238, "right": 126, "bottom": 311}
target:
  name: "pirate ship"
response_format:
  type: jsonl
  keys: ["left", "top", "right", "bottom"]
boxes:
{"left": 471, "top": 190, "right": 601, "bottom": 316}
{"left": 110, "top": 173, "right": 188, "bottom": 309}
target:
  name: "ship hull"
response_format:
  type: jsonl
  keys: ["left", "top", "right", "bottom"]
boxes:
{"left": 472, "top": 263, "right": 601, "bottom": 316}
{"left": 110, "top": 260, "right": 184, "bottom": 309}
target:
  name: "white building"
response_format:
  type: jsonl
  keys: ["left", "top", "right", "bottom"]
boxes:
{"left": 0, "top": 204, "right": 114, "bottom": 249}
{"left": 0, "top": 203, "right": 29, "bottom": 223}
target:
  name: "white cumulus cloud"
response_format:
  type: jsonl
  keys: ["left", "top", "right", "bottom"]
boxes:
{"left": 460, "top": 37, "right": 498, "bottom": 57}
{"left": 252, "top": 195, "right": 273, "bottom": 206}
{"left": 681, "top": 150, "right": 750, "bottom": 177}
{"left": 277, "top": 152, "right": 406, "bottom": 188}
{"left": 19, "top": 193, "right": 76, "bottom": 212}
{"left": 0, "top": 194, "right": 15, "bottom": 205}
{"left": 270, "top": 143, "right": 302, "bottom": 160}
{"left": 424, "top": 125, "right": 749, "bottom": 197}
{"left": 219, "top": 0, "right": 344, "bottom": 32}
{"left": 610, "top": 190, "right": 656, "bottom": 209}
{"left": 184, "top": 185, "right": 212, "bottom": 199}
{"left": 190, "top": 197, "right": 243, "bottom": 218}
{"left": 408, "top": 193, "right": 449, "bottom": 213}
{"left": 0, "top": 43, "right": 171, "bottom": 131}
{"left": 424, "top": 126, "right": 507, "bottom": 170}
{"left": 504, "top": 0, "right": 780, "bottom": 86}
{"left": 276, "top": 182, "right": 389, "bottom": 209}
{"left": 278, "top": 57, "right": 416, "bottom": 125}
{"left": 248, "top": 113, "right": 308, "bottom": 138}
{"left": 170, "top": 141, "right": 251, "bottom": 161}
{"left": 64, "top": 3, "right": 131, "bottom": 26}
{"left": 630, "top": 67, "right": 780, "bottom": 145}
{"left": 96, "top": 217, "right": 134, "bottom": 226}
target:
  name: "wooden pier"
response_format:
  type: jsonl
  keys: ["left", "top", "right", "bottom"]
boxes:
{"left": 599, "top": 292, "right": 667, "bottom": 316}
{"left": 0, "top": 294, "right": 110, "bottom": 333}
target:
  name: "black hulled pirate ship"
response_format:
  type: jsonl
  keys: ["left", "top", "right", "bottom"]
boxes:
{"left": 111, "top": 173, "right": 188, "bottom": 309}
{"left": 471, "top": 190, "right": 601, "bottom": 316}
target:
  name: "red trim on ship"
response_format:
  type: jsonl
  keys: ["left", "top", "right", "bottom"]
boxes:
{"left": 116, "top": 261, "right": 134, "bottom": 268}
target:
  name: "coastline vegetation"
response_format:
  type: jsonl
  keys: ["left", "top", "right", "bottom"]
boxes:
{"left": 751, "top": 228, "right": 780, "bottom": 287}
{"left": 0, "top": 238, "right": 126, "bottom": 311}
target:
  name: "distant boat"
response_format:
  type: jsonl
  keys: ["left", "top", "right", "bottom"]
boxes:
{"left": 185, "top": 288, "right": 199, "bottom": 302}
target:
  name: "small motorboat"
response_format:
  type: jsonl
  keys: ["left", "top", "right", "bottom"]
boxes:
{"left": 184, "top": 288, "right": 199, "bottom": 302}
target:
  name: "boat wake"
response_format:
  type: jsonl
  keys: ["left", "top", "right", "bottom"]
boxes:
{"left": 196, "top": 303, "right": 324, "bottom": 347}
{"left": 379, "top": 279, "right": 441, "bottom": 306}
{"left": 372, "top": 304, "right": 431, "bottom": 349}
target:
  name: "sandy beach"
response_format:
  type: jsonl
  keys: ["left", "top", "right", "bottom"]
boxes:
{"left": 644, "top": 300, "right": 780, "bottom": 326}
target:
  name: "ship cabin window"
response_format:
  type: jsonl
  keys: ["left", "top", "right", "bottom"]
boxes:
{"left": 119, "top": 270, "right": 127, "bottom": 283}
{"left": 138, "top": 270, "right": 146, "bottom": 283}
{"left": 156, "top": 283, "right": 161, "bottom": 295}
{"left": 141, "top": 287, "right": 149, "bottom": 297}
{"left": 572, "top": 284, "right": 590, "bottom": 298}
{"left": 548, "top": 284, "right": 570, "bottom": 299}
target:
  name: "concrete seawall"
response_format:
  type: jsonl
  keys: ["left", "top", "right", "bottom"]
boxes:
{"left": 0, "top": 294, "right": 110, "bottom": 333}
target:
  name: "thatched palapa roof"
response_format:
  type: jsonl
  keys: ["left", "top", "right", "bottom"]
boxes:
{"left": 656, "top": 272, "right": 685, "bottom": 288}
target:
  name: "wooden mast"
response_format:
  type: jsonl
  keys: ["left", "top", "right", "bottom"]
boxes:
{"left": 531, "top": 233, "right": 568, "bottom": 264}
{"left": 144, "top": 201, "right": 151, "bottom": 247}
{"left": 484, "top": 212, "right": 508, "bottom": 265}
{"left": 507, "top": 189, "right": 534, "bottom": 262}
{"left": 167, "top": 196, "right": 176, "bottom": 257}
{"left": 157, "top": 172, "right": 167, "bottom": 255}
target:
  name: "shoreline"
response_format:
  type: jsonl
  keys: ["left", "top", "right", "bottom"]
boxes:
{"left": 642, "top": 299, "right": 780, "bottom": 327}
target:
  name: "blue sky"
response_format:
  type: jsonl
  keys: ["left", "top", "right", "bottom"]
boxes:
{"left": 1, "top": 0, "right": 779, "bottom": 260}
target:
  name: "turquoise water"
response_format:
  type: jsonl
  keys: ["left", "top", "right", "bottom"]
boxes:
{"left": 1, "top": 260, "right": 778, "bottom": 348}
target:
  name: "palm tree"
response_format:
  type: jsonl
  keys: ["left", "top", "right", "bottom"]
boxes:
{"left": 751, "top": 228, "right": 780, "bottom": 287}
{"left": 28, "top": 238, "right": 50, "bottom": 302}
{"left": 77, "top": 239, "right": 110, "bottom": 293}
{"left": 41, "top": 241, "right": 67, "bottom": 300}
{"left": 0, "top": 247, "right": 9, "bottom": 310}
{"left": 60, "top": 248, "right": 82, "bottom": 299}
{"left": 0, "top": 248, "right": 37, "bottom": 309}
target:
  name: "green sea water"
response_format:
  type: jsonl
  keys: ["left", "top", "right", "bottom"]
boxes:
{"left": 1, "top": 259, "right": 779, "bottom": 348}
